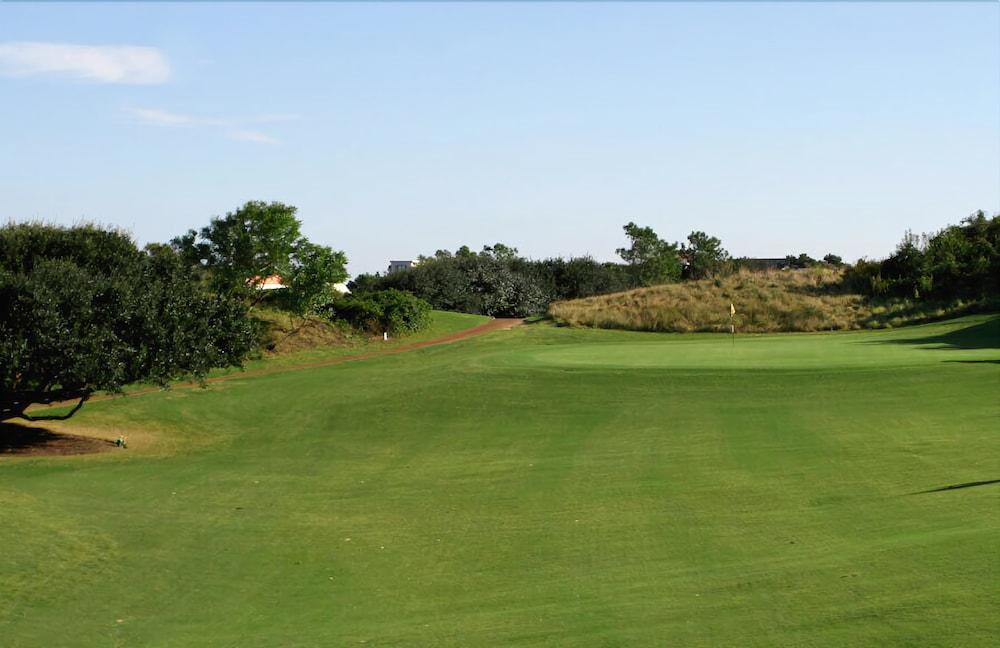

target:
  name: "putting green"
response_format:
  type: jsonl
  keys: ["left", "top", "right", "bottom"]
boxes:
{"left": 1, "top": 314, "right": 998, "bottom": 646}
{"left": 500, "top": 316, "right": 1000, "bottom": 370}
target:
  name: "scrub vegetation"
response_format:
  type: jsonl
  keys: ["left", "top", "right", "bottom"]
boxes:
{"left": 551, "top": 212, "right": 999, "bottom": 333}
{"left": 549, "top": 266, "right": 991, "bottom": 333}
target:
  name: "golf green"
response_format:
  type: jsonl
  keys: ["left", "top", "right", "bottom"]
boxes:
{"left": 2, "top": 314, "right": 998, "bottom": 646}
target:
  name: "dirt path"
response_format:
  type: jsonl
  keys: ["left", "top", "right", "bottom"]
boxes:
{"left": 25, "top": 317, "right": 523, "bottom": 416}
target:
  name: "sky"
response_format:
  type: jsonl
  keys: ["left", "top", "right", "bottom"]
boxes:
{"left": 1, "top": 3, "right": 997, "bottom": 277}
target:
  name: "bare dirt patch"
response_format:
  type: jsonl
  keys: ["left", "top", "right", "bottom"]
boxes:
{"left": 1, "top": 422, "right": 116, "bottom": 457}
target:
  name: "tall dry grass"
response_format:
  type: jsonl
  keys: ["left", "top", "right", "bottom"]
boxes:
{"left": 548, "top": 267, "right": 977, "bottom": 333}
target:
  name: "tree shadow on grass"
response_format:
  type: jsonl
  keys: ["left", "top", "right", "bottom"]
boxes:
{"left": 0, "top": 422, "right": 114, "bottom": 457}
{"left": 865, "top": 316, "right": 1000, "bottom": 351}
{"left": 912, "top": 479, "right": 1000, "bottom": 495}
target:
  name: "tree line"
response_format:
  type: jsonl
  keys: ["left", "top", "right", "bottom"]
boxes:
{"left": 350, "top": 223, "right": 848, "bottom": 316}
{"left": 844, "top": 211, "right": 999, "bottom": 301}
{"left": 3, "top": 203, "right": 996, "bottom": 421}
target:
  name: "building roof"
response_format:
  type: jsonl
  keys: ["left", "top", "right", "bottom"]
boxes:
{"left": 248, "top": 274, "right": 286, "bottom": 290}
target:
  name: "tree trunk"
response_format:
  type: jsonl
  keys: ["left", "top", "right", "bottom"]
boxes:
{"left": 0, "top": 389, "right": 91, "bottom": 422}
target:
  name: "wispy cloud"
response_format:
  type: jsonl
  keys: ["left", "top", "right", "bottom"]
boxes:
{"left": 0, "top": 41, "right": 170, "bottom": 84}
{"left": 127, "top": 107, "right": 291, "bottom": 144}
{"left": 130, "top": 108, "right": 207, "bottom": 127}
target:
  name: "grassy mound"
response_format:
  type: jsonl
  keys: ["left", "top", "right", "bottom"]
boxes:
{"left": 255, "top": 309, "right": 356, "bottom": 355}
{"left": 549, "top": 267, "right": 983, "bottom": 333}
{"left": 254, "top": 308, "right": 489, "bottom": 357}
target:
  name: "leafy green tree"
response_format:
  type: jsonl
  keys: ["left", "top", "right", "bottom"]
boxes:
{"left": 472, "top": 255, "right": 548, "bottom": 316}
{"left": 881, "top": 231, "right": 928, "bottom": 296}
{"left": 529, "top": 257, "right": 632, "bottom": 301}
{"left": 482, "top": 243, "right": 519, "bottom": 262}
{"left": 822, "top": 253, "right": 844, "bottom": 266}
{"left": 278, "top": 241, "right": 349, "bottom": 315}
{"left": 347, "top": 272, "right": 383, "bottom": 294}
{"left": 843, "top": 211, "right": 999, "bottom": 300}
{"left": 616, "top": 222, "right": 682, "bottom": 286}
{"left": 1, "top": 224, "right": 257, "bottom": 422}
{"left": 784, "top": 253, "right": 818, "bottom": 269}
{"left": 680, "top": 231, "right": 730, "bottom": 279}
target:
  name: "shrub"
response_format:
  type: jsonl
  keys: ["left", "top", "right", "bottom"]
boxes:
{"left": 321, "top": 289, "right": 431, "bottom": 335}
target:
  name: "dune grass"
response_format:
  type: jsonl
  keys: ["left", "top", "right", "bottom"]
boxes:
{"left": 1, "top": 315, "right": 998, "bottom": 645}
{"left": 549, "top": 267, "right": 984, "bottom": 333}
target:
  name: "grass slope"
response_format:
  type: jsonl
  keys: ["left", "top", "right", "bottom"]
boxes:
{"left": 2, "top": 315, "right": 998, "bottom": 646}
{"left": 247, "top": 309, "right": 491, "bottom": 370}
{"left": 549, "top": 267, "right": 983, "bottom": 333}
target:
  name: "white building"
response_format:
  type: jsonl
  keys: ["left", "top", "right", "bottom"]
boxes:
{"left": 387, "top": 260, "right": 417, "bottom": 274}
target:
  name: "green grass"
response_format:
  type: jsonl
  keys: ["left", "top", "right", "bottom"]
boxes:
{"left": 103, "top": 309, "right": 489, "bottom": 394}
{"left": 2, "top": 315, "right": 998, "bottom": 646}
{"left": 240, "top": 309, "right": 490, "bottom": 371}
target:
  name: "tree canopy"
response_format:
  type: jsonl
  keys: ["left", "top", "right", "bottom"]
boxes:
{"left": 172, "top": 201, "right": 347, "bottom": 309}
{"left": 616, "top": 222, "right": 682, "bottom": 286}
{"left": 1, "top": 223, "right": 257, "bottom": 422}
{"left": 844, "top": 211, "right": 999, "bottom": 300}
{"left": 680, "top": 231, "right": 730, "bottom": 279}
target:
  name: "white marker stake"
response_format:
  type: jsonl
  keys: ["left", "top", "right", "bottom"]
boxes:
{"left": 729, "top": 303, "right": 736, "bottom": 348}
{"left": 383, "top": 331, "right": 388, "bottom": 341}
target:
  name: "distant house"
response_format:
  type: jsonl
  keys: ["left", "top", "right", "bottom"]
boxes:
{"left": 249, "top": 274, "right": 287, "bottom": 290}
{"left": 249, "top": 276, "right": 351, "bottom": 294}
{"left": 387, "top": 260, "right": 417, "bottom": 274}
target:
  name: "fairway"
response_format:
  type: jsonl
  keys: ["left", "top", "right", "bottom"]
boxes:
{"left": 2, "top": 315, "right": 998, "bottom": 646}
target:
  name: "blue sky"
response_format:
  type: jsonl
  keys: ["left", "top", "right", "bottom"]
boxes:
{"left": 1, "top": 3, "right": 997, "bottom": 277}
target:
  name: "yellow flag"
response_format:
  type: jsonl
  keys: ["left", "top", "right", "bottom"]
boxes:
{"left": 730, "top": 303, "right": 736, "bottom": 317}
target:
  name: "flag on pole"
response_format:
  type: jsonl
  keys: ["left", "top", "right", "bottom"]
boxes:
{"left": 730, "top": 303, "right": 736, "bottom": 317}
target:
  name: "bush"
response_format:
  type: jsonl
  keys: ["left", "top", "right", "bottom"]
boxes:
{"left": 321, "top": 289, "right": 431, "bottom": 335}
{"left": 0, "top": 223, "right": 258, "bottom": 421}
{"left": 846, "top": 212, "right": 999, "bottom": 301}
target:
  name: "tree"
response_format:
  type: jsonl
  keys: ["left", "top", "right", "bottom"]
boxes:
{"left": 530, "top": 257, "right": 632, "bottom": 301}
{"left": 881, "top": 231, "right": 927, "bottom": 296}
{"left": 1, "top": 224, "right": 258, "bottom": 422}
{"left": 482, "top": 243, "right": 519, "bottom": 261}
{"left": 616, "top": 222, "right": 681, "bottom": 286}
{"left": 278, "top": 241, "right": 349, "bottom": 315}
{"left": 347, "top": 272, "right": 383, "bottom": 294}
{"left": 472, "top": 255, "right": 548, "bottom": 316}
{"left": 822, "top": 254, "right": 844, "bottom": 266}
{"left": 784, "top": 253, "right": 818, "bottom": 269}
{"left": 680, "top": 231, "right": 729, "bottom": 279}
{"left": 842, "top": 211, "right": 999, "bottom": 299}
{"left": 173, "top": 201, "right": 314, "bottom": 301}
